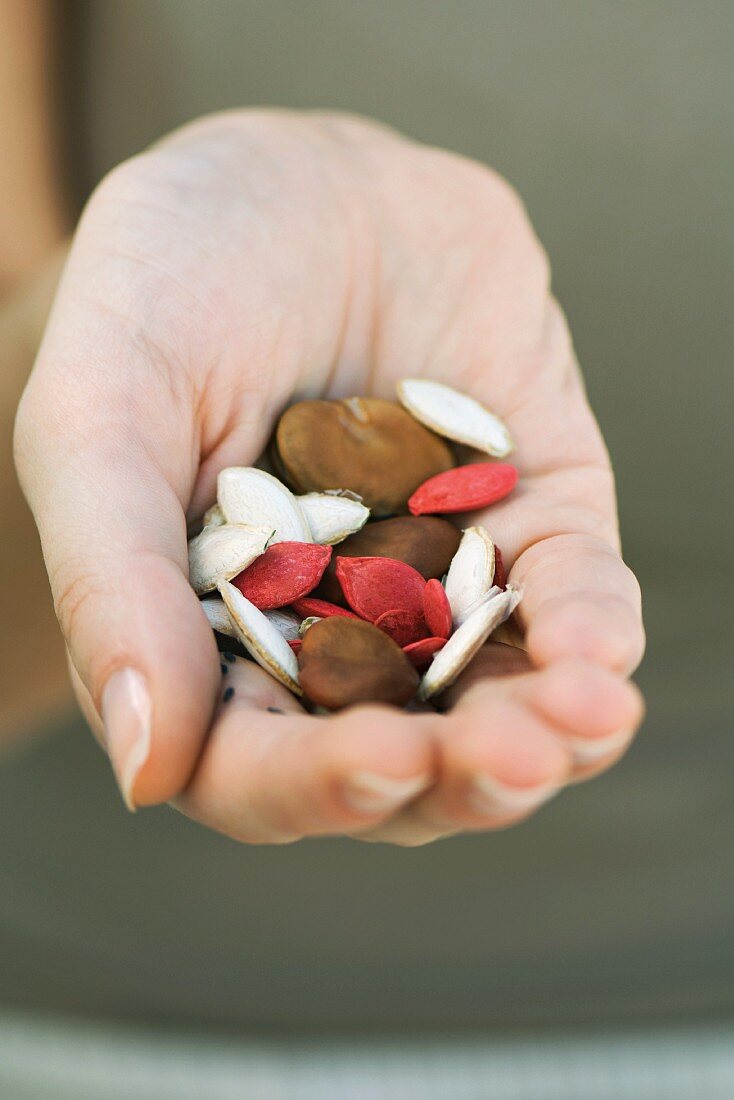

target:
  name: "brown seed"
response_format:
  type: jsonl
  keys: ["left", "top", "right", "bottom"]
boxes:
{"left": 316, "top": 516, "right": 461, "bottom": 605}
{"left": 274, "top": 397, "right": 454, "bottom": 516}
{"left": 298, "top": 616, "right": 419, "bottom": 710}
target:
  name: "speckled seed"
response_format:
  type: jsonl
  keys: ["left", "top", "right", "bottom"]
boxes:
{"left": 298, "top": 616, "right": 420, "bottom": 710}
{"left": 316, "top": 516, "right": 461, "bottom": 605}
{"left": 274, "top": 397, "right": 454, "bottom": 515}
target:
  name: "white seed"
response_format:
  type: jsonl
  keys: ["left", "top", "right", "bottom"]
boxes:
{"left": 200, "top": 596, "right": 237, "bottom": 637}
{"left": 419, "top": 583, "right": 522, "bottom": 700}
{"left": 397, "top": 378, "right": 513, "bottom": 457}
{"left": 219, "top": 582, "right": 302, "bottom": 695}
{"left": 444, "top": 526, "right": 496, "bottom": 626}
{"left": 263, "top": 608, "right": 302, "bottom": 642}
{"left": 188, "top": 523, "right": 273, "bottom": 595}
{"left": 297, "top": 492, "right": 370, "bottom": 544}
{"left": 218, "top": 467, "right": 311, "bottom": 543}
{"left": 202, "top": 503, "right": 225, "bottom": 528}
{"left": 454, "top": 585, "right": 503, "bottom": 628}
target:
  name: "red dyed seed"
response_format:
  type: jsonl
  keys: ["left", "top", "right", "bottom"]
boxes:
{"left": 402, "top": 636, "right": 447, "bottom": 669}
{"left": 423, "top": 578, "right": 452, "bottom": 639}
{"left": 233, "top": 542, "right": 332, "bottom": 610}
{"left": 493, "top": 545, "right": 507, "bottom": 590}
{"left": 335, "top": 556, "right": 427, "bottom": 622}
{"left": 374, "top": 608, "right": 430, "bottom": 648}
{"left": 291, "top": 597, "right": 360, "bottom": 621}
{"left": 288, "top": 638, "right": 303, "bottom": 654}
{"left": 408, "top": 463, "right": 518, "bottom": 515}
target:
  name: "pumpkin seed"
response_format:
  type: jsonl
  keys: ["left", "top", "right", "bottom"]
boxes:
{"left": 263, "top": 608, "right": 302, "bottom": 642}
{"left": 202, "top": 503, "right": 225, "bottom": 528}
{"left": 200, "top": 596, "right": 237, "bottom": 637}
{"left": 444, "top": 526, "right": 496, "bottom": 625}
{"left": 418, "top": 584, "right": 522, "bottom": 699}
{"left": 217, "top": 467, "right": 311, "bottom": 543}
{"left": 219, "top": 582, "right": 302, "bottom": 695}
{"left": 297, "top": 491, "right": 370, "bottom": 544}
{"left": 397, "top": 378, "right": 513, "bottom": 457}
{"left": 188, "top": 523, "right": 273, "bottom": 595}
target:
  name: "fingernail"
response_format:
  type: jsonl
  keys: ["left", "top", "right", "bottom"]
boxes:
{"left": 345, "top": 772, "right": 430, "bottom": 814}
{"left": 101, "top": 668, "right": 151, "bottom": 812}
{"left": 568, "top": 726, "right": 634, "bottom": 765}
{"left": 469, "top": 774, "right": 559, "bottom": 817}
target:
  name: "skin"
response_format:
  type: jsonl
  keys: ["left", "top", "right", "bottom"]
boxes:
{"left": 13, "top": 110, "right": 646, "bottom": 844}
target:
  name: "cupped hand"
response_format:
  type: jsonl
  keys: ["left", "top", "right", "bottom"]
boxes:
{"left": 14, "top": 111, "right": 645, "bottom": 844}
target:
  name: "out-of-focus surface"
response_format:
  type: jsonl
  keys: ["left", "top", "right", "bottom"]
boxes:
{"left": 0, "top": 0, "right": 72, "bottom": 741}
{"left": 2, "top": 1011, "right": 734, "bottom": 1100}
{"left": 1, "top": 0, "right": 731, "bottom": 1032}
{"left": 0, "top": 252, "right": 72, "bottom": 744}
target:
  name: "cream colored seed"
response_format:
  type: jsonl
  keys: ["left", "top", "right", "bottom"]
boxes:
{"left": 188, "top": 523, "right": 273, "bottom": 595}
{"left": 217, "top": 467, "right": 311, "bottom": 543}
{"left": 444, "top": 526, "right": 496, "bottom": 626}
{"left": 297, "top": 491, "right": 370, "bottom": 544}
{"left": 397, "top": 378, "right": 513, "bottom": 457}
{"left": 419, "top": 584, "right": 522, "bottom": 700}
{"left": 202, "top": 503, "right": 225, "bottom": 528}
{"left": 219, "top": 582, "right": 302, "bottom": 696}
{"left": 200, "top": 596, "right": 237, "bottom": 637}
{"left": 455, "top": 585, "right": 503, "bottom": 628}
{"left": 263, "top": 608, "right": 302, "bottom": 642}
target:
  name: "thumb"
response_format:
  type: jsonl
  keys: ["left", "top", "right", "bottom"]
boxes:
{"left": 15, "top": 350, "right": 219, "bottom": 814}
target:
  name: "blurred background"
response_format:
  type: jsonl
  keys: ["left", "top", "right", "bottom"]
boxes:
{"left": 0, "top": 1, "right": 732, "bottom": 1096}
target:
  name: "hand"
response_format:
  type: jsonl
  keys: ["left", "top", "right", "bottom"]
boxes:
{"left": 14, "top": 111, "right": 645, "bottom": 844}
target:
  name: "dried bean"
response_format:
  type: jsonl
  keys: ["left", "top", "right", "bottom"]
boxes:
{"left": 275, "top": 397, "right": 454, "bottom": 515}
{"left": 299, "top": 617, "right": 419, "bottom": 709}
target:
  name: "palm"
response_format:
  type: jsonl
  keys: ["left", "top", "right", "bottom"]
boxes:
{"left": 19, "top": 111, "right": 644, "bottom": 844}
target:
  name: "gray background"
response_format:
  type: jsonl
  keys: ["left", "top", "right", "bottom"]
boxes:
{"left": 0, "top": 0, "right": 731, "bottom": 1033}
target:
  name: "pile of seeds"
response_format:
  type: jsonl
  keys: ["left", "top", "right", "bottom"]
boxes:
{"left": 190, "top": 380, "right": 521, "bottom": 710}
